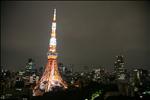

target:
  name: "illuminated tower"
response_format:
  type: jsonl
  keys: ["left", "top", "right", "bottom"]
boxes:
{"left": 33, "top": 9, "right": 67, "bottom": 96}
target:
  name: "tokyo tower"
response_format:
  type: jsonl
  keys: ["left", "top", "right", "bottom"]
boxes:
{"left": 33, "top": 9, "right": 67, "bottom": 96}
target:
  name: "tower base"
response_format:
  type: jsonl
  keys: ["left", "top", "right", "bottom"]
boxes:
{"left": 33, "top": 58, "right": 67, "bottom": 96}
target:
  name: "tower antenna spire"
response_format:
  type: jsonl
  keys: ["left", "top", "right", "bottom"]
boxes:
{"left": 49, "top": 8, "right": 57, "bottom": 53}
{"left": 53, "top": 8, "right": 56, "bottom": 21}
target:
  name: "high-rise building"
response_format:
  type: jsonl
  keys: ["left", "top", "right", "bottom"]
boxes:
{"left": 33, "top": 9, "right": 67, "bottom": 96}
{"left": 129, "top": 68, "right": 149, "bottom": 96}
{"left": 25, "top": 58, "right": 35, "bottom": 75}
{"left": 114, "top": 55, "right": 126, "bottom": 80}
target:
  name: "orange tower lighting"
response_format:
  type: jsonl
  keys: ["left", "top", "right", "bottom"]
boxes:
{"left": 33, "top": 9, "right": 67, "bottom": 96}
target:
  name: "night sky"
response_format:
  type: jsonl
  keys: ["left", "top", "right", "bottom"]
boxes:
{"left": 1, "top": 1, "right": 150, "bottom": 72}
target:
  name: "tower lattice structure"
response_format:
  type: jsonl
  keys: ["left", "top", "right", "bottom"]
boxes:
{"left": 33, "top": 9, "right": 67, "bottom": 96}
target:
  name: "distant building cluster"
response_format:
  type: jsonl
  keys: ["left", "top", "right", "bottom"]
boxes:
{"left": 0, "top": 56, "right": 150, "bottom": 99}
{"left": 0, "top": 58, "right": 43, "bottom": 99}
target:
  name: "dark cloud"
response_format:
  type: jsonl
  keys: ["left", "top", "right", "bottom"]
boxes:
{"left": 1, "top": 1, "right": 150, "bottom": 72}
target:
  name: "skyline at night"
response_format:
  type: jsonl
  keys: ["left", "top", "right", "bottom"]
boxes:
{"left": 1, "top": 1, "right": 150, "bottom": 72}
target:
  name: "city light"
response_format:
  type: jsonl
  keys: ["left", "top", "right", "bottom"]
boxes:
{"left": 1, "top": 2, "right": 150, "bottom": 100}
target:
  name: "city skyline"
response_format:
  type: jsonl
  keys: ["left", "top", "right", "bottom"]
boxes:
{"left": 1, "top": 1, "right": 150, "bottom": 72}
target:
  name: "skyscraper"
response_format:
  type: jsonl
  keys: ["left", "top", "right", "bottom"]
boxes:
{"left": 114, "top": 55, "right": 126, "bottom": 80}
